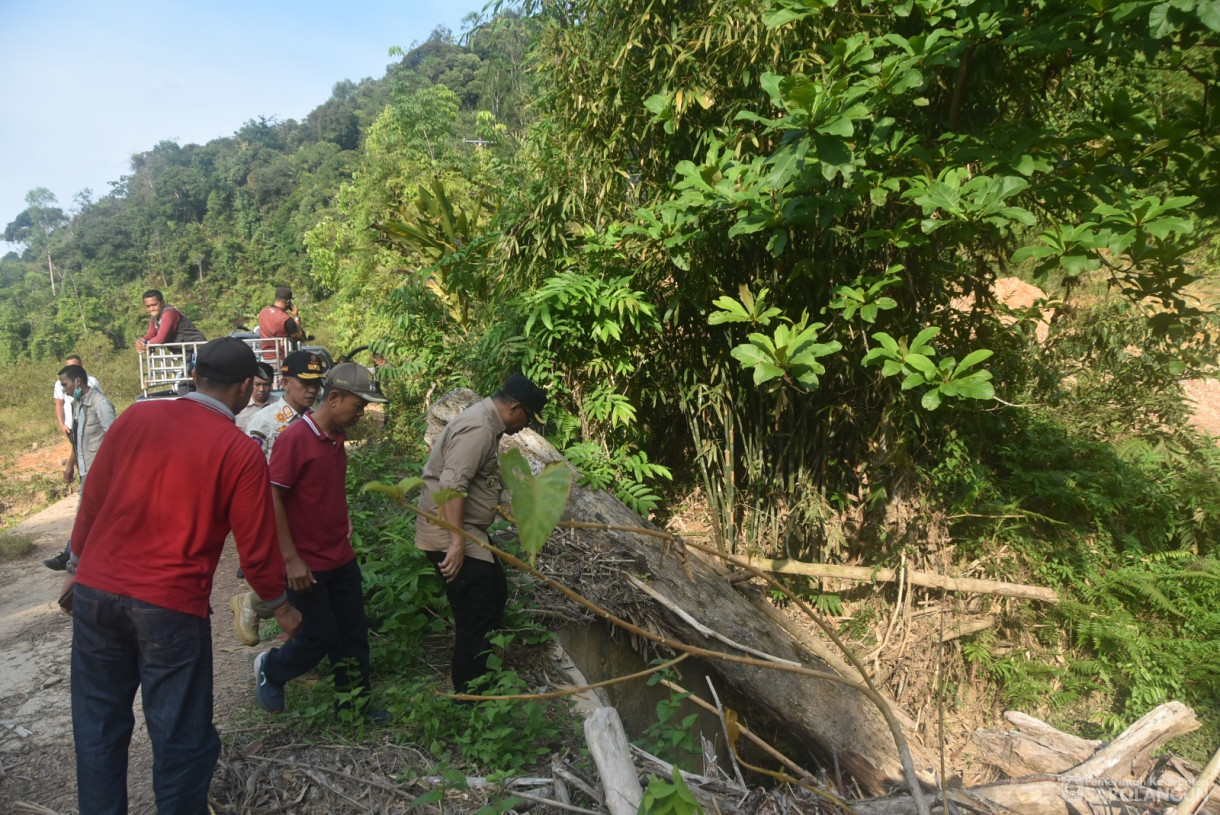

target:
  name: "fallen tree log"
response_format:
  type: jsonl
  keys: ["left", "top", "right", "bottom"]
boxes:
{"left": 424, "top": 389, "right": 936, "bottom": 797}
{"left": 1070, "top": 701, "right": 1199, "bottom": 781}
{"left": 972, "top": 711, "right": 1101, "bottom": 777}
{"left": 853, "top": 774, "right": 1181, "bottom": 815}
{"left": 864, "top": 702, "right": 1208, "bottom": 814}
{"left": 741, "top": 557, "right": 1060, "bottom": 603}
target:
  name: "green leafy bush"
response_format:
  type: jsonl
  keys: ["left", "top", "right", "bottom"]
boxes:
{"left": 640, "top": 678, "right": 701, "bottom": 771}
{"left": 639, "top": 767, "right": 704, "bottom": 815}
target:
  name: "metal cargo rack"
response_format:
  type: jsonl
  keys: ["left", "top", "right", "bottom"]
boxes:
{"left": 138, "top": 336, "right": 297, "bottom": 398}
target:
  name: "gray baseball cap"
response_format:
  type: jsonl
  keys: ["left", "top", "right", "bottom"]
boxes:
{"left": 325, "top": 362, "right": 387, "bottom": 403}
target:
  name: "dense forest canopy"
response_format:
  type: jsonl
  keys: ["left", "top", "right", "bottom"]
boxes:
{"left": 3, "top": 0, "right": 1220, "bottom": 745}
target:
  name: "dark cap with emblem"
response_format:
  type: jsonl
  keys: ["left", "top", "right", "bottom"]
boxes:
{"left": 195, "top": 337, "right": 258, "bottom": 383}
{"left": 275, "top": 285, "right": 293, "bottom": 300}
{"left": 325, "top": 362, "right": 387, "bottom": 403}
{"left": 500, "top": 374, "right": 547, "bottom": 422}
{"left": 281, "top": 350, "right": 326, "bottom": 380}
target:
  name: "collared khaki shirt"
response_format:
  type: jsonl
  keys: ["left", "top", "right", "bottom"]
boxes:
{"left": 415, "top": 397, "right": 505, "bottom": 563}
{"left": 246, "top": 398, "right": 303, "bottom": 463}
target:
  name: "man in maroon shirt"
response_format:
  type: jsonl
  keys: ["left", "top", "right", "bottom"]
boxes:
{"left": 257, "top": 285, "right": 305, "bottom": 361}
{"left": 134, "top": 288, "right": 206, "bottom": 351}
{"left": 253, "top": 362, "right": 386, "bottom": 720}
{"left": 61, "top": 336, "right": 301, "bottom": 815}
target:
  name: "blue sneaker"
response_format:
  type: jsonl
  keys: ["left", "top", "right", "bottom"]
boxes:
{"left": 253, "top": 650, "right": 284, "bottom": 713}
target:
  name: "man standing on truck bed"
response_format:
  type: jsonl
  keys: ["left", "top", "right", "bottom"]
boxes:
{"left": 60, "top": 336, "right": 301, "bottom": 815}
{"left": 134, "top": 288, "right": 206, "bottom": 351}
{"left": 258, "top": 285, "right": 306, "bottom": 361}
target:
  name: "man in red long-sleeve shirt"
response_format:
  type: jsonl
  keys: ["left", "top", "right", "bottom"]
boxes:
{"left": 60, "top": 336, "right": 301, "bottom": 815}
{"left": 134, "top": 288, "right": 206, "bottom": 351}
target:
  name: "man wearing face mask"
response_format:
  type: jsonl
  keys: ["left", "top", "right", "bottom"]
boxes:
{"left": 415, "top": 374, "right": 547, "bottom": 695}
{"left": 43, "top": 363, "right": 117, "bottom": 572}
{"left": 232, "top": 351, "right": 326, "bottom": 646}
{"left": 51, "top": 354, "right": 101, "bottom": 490}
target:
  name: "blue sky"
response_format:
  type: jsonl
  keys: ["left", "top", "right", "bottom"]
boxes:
{"left": 0, "top": 0, "right": 488, "bottom": 237}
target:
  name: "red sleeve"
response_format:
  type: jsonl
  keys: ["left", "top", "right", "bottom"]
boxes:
{"left": 268, "top": 423, "right": 302, "bottom": 489}
{"left": 142, "top": 316, "right": 157, "bottom": 342}
{"left": 228, "top": 441, "right": 288, "bottom": 606}
{"left": 148, "top": 307, "right": 181, "bottom": 344}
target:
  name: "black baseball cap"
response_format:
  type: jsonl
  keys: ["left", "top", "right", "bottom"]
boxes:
{"left": 195, "top": 337, "right": 258, "bottom": 383}
{"left": 500, "top": 374, "right": 547, "bottom": 422}
{"left": 275, "top": 286, "right": 293, "bottom": 300}
{"left": 281, "top": 350, "right": 326, "bottom": 380}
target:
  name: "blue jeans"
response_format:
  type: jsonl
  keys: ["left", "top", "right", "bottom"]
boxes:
{"left": 263, "top": 558, "right": 371, "bottom": 705}
{"left": 72, "top": 583, "right": 219, "bottom": 815}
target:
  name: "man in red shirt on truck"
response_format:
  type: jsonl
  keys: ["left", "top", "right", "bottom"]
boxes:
{"left": 134, "top": 288, "right": 206, "bottom": 351}
{"left": 60, "top": 336, "right": 301, "bottom": 815}
{"left": 257, "top": 285, "right": 306, "bottom": 361}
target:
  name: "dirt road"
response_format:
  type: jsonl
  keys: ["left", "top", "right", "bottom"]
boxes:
{"left": 0, "top": 496, "right": 260, "bottom": 813}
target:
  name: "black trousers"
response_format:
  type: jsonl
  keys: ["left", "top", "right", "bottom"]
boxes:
{"left": 264, "top": 558, "right": 371, "bottom": 704}
{"left": 426, "top": 552, "right": 507, "bottom": 694}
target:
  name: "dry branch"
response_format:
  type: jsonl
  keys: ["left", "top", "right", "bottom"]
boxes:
{"left": 417, "top": 776, "right": 553, "bottom": 788}
{"left": 741, "top": 558, "right": 1060, "bottom": 603}
{"left": 1170, "top": 744, "right": 1220, "bottom": 815}
{"left": 657, "top": 678, "right": 815, "bottom": 781}
{"left": 972, "top": 710, "right": 1101, "bottom": 777}
{"left": 1005, "top": 711, "right": 1102, "bottom": 755}
{"left": 870, "top": 702, "right": 1204, "bottom": 814}
{"left": 625, "top": 573, "right": 800, "bottom": 666}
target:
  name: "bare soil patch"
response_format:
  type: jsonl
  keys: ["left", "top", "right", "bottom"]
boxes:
{"left": 1183, "top": 377, "right": 1220, "bottom": 438}
{"left": 0, "top": 439, "right": 74, "bottom": 527}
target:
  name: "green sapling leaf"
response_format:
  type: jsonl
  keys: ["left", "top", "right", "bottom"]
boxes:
{"left": 499, "top": 449, "right": 572, "bottom": 566}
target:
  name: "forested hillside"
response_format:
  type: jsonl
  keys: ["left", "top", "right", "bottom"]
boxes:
{"left": 0, "top": 20, "right": 527, "bottom": 358}
{"left": 4, "top": 0, "right": 1220, "bottom": 763}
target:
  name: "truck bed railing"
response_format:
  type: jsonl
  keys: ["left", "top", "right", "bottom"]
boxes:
{"left": 138, "top": 336, "right": 297, "bottom": 397}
